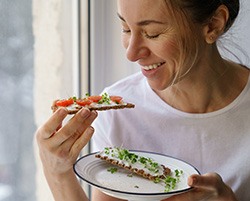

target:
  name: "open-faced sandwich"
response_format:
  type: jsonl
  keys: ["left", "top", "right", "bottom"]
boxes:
{"left": 95, "top": 147, "right": 171, "bottom": 181}
{"left": 51, "top": 93, "right": 135, "bottom": 114}
{"left": 95, "top": 147, "right": 185, "bottom": 192}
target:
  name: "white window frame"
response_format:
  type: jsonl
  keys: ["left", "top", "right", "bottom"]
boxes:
{"left": 78, "top": 0, "right": 91, "bottom": 196}
{"left": 87, "top": 0, "right": 139, "bottom": 95}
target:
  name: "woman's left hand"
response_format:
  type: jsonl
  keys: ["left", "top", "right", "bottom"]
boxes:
{"left": 162, "top": 173, "right": 238, "bottom": 201}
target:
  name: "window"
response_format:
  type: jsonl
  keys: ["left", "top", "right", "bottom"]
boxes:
{"left": 0, "top": 0, "right": 35, "bottom": 201}
{"left": 1, "top": 0, "right": 82, "bottom": 200}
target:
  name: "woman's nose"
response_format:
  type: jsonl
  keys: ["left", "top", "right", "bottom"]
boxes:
{"left": 125, "top": 35, "right": 150, "bottom": 62}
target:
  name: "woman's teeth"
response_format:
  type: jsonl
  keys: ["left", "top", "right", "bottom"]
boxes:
{"left": 142, "top": 62, "right": 163, "bottom": 71}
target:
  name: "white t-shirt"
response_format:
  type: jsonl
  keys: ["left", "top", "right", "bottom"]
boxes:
{"left": 92, "top": 72, "right": 250, "bottom": 201}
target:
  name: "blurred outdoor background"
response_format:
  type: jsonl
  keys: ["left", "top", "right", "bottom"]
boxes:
{"left": 0, "top": 0, "right": 36, "bottom": 200}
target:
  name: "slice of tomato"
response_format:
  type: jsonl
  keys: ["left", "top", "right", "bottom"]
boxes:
{"left": 110, "top": 96, "right": 123, "bottom": 104}
{"left": 76, "top": 99, "right": 93, "bottom": 106}
{"left": 55, "top": 99, "right": 74, "bottom": 107}
{"left": 88, "top": 95, "right": 102, "bottom": 102}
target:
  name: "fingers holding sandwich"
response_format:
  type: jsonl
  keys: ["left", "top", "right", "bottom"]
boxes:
{"left": 36, "top": 107, "right": 98, "bottom": 175}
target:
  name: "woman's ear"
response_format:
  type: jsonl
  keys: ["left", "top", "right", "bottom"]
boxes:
{"left": 203, "top": 5, "right": 229, "bottom": 44}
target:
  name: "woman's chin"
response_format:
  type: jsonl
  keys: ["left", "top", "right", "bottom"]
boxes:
{"left": 147, "top": 79, "right": 170, "bottom": 92}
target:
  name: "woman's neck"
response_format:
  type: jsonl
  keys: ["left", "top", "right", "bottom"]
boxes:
{"left": 155, "top": 51, "right": 249, "bottom": 113}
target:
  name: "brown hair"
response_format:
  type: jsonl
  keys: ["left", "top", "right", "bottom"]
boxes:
{"left": 172, "top": 0, "right": 240, "bottom": 33}
{"left": 163, "top": 0, "right": 240, "bottom": 81}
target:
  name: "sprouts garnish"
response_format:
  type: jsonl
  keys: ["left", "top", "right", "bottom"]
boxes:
{"left": 104, "top": 147, "right": 183, "bottom": 192}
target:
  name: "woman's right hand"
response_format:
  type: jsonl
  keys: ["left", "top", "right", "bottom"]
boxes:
{"left": 36, "top": 107, "right": 97, "bottom": 178}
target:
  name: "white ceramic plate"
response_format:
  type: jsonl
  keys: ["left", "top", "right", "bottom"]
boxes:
{"left": 74, "top": 150, "right": 200, "bottom": 201}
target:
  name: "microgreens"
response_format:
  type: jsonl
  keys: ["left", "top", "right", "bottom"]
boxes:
{"left": 98, "top": 92, "right": 111, "bottom": 104}
{"left": 104, "top": 147, "right": 184, "bottom": 192}
{"left": 162, "top": 169, "right": 184, "bottom": 192}
{"left": 107, "top": 167, "right": 118, "bottom": 174}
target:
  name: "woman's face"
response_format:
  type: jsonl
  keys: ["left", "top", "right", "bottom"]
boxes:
{"left": 117, "top": 0, "right": 194, "bottom": 91}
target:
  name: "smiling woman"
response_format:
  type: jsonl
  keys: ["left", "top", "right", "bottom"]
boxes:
{"left": 89, "top": 1, "right": 250, "bottom": 201}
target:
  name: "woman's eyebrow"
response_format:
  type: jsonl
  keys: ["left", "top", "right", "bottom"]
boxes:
{"left": 117, "top": 13, "right": 125, "bottom": 22}
{"left": 117, "top": 13, "right": 165, "bottom": 26}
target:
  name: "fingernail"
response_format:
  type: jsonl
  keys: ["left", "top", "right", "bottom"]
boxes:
{"left": 80, "top": 108, "right": 90, "bottom": 117}
{"left": 87, "top": 126, "right": 95, "bottom": 133}
{"left": 188, "top": 176, "right": 196, "bottom": 186}
{"left": 91, "top": 110, "right": 98, "bottom": 116}
{"left": 191, "top": 177, "right": 197, "bottom": 186}
{"left": 58, "top": 108, "right": 68, "bottom": 116}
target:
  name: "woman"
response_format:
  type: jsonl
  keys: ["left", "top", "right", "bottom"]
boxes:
{"left": 36, "top": 0, "right": 250, "bottom": 200}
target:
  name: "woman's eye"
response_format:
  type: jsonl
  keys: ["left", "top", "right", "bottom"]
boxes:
{"left": 122, "top": 29, "right": 131, "bottom": 33}
{"left": 143, "top": 31, "right": 160, "bottom": 39}
{"left": 145, "top": 33, "right": 160, "bottom": 39}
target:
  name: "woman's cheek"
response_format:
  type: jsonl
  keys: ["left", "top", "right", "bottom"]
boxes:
{"left": 168, "top": 40, "right": 181, "bottom": 63}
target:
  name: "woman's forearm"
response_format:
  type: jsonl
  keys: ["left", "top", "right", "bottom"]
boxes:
{"left": 45, "top": 169, "right": 88, "bottom": 201}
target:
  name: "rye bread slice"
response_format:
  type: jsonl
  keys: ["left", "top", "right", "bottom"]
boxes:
{"left": 51, "top": 102, "right": 135, "bottom": 114}
{"left": 95, "top": 147, "right": 171, "bottom": 181}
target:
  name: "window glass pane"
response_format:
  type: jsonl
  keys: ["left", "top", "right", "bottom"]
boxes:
{"left": 0, "top": 0, "right": 36, "bottom": 201}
